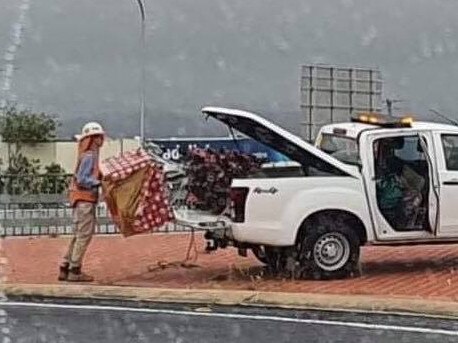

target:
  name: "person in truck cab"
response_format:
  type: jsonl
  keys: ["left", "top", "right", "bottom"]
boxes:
{"left": 375, "top": 139, "right": 403, "bottom": 225}
{"left": 375, "top": 137, "right": 425, "bottom": 230}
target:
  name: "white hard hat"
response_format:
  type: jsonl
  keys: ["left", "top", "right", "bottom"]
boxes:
{"left": 76, "top": 122, "right": 105, "bottom": 141}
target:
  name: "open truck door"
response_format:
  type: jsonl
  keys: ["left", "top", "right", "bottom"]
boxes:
{"left": 361, "top": 131, "right": 439, "bottom": 241}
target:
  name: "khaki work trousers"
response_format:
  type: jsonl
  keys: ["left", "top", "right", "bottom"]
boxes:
{"left": 62, "top": 201, "right": 96, "bottom": 269}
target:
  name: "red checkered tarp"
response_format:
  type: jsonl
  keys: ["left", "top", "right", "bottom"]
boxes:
{"left": 133, "top": 166, "right": 174, "bottom": 232}
{"left": 101, "top": 149, "right": 174, "bottom": 236}
{"left": 100, "top": 149, "right": 152, "bottom": 181}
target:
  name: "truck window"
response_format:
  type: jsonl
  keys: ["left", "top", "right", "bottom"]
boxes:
{"left": 318, "top": 134, "right": 360, "bottom": 166}
{"left": 393, "top": 136, "right": 426, "bottom": 162}
{"left": 441, "top": 134, "right": 458, "bottom": 170}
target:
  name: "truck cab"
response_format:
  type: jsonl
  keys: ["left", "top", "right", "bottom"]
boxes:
{"left": 316, "top": 114, "right": 458, "bottom": 242}
{"left": 201, "top": 107, "right": 458, "bottom": 279}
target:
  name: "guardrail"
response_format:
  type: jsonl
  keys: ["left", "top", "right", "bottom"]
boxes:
{"left": 0, "top": 174, "right": 190, "bottom": 237}
{"left": 0, "top": 173, "right": 72, "bottom": 198}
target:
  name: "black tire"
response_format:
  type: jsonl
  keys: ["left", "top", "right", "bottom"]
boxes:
{"left": 297, "top": 213, "right": 360, "bottom": 280}
{"left": 251, "top": 246, "right": 268, "bottom": 264}
{"left": 251, "top": 246, "right": 288, "bottom": 275}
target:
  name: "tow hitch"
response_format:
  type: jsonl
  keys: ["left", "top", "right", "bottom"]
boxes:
{"left": 174, "top": 209, "right": 233, "bottom": 253}
{"left": 204, "top": 227, "right": 232, "bottom": 252}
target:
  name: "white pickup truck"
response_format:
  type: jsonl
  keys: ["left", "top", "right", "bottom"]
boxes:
{"left": 201, "top": 107, "right": 458, "bottom": 280}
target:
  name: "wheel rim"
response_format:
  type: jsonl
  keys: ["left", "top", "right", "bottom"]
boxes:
{"left": 313, "top": 232, "right": 351, "bottom": 272}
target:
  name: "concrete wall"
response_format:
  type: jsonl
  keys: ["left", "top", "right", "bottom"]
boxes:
{"left": 20, "top": 143, "right": 57, "bottom": 167}
{"left": 54, "top": 142, "right": 76, "bottom": 172}
{"left": 0, "top": 138, "right": 140, "bottom": 173}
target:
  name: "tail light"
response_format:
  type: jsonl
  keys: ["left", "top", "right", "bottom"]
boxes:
{"left": 230, "top": 187, "right": 249, "bottom": 223}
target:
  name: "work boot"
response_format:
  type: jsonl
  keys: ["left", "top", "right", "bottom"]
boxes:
{"left": 57, "top": 263, "right": 69, "bottom": 281}
{"left": 67, "top": 267, "right": 94, "bottom": 282}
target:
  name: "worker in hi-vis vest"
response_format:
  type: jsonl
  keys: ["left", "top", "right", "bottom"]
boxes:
{"left": 58, "top": 122, "right": 105, "bottom": 282}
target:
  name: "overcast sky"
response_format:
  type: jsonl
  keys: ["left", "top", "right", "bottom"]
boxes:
{"left": 1, "top": 0, "right": 458, "bottom": 138}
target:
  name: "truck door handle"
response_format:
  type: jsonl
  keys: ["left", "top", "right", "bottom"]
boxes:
{"left": 443, "top": 179, "right": 458, "bottom": 185}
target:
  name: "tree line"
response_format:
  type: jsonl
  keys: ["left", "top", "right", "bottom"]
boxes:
{"left": 0, "top": 105, "right": 68, "bottom": 195}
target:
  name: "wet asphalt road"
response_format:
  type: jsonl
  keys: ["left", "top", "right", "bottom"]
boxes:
{"left": 0, "top": 300, "right": 457, "bottom": 343}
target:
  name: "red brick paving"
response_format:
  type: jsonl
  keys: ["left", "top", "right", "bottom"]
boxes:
{"left": 2, "top": 233, "right": 458, "bottom": 301}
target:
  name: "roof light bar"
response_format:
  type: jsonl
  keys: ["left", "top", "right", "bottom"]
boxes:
{"left": 351, "top": 112, "right": 413, "bottom": 128}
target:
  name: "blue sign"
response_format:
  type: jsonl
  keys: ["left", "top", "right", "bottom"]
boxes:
{"left": 148, "top": 137, "right": 289, "bottom": 163}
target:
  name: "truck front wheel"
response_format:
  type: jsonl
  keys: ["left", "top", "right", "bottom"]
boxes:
{"left": 298, "top": 214, "right": 360, "bottom": 280}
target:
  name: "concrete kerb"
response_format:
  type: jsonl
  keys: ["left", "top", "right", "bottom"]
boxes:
{"left": 1, "top": 284, "right": 458, "bottom": 318}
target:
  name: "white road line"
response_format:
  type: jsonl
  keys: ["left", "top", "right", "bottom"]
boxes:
{"left": 0, "top": 301, "right": 457, "bottom": 336}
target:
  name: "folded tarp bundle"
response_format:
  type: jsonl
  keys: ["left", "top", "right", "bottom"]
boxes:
{"left": 100, "top": 149, "right": 175, "bottom": 237}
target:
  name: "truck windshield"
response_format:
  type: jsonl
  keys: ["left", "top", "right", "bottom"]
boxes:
{"left": 318, "top": 133, "right": 360, "bottom": 166}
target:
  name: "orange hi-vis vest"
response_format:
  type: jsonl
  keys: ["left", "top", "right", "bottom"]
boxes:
{"left": 69, "top": 152, "right": 101, "bottom": 207}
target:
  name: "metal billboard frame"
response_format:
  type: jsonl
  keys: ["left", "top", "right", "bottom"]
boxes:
{"left": 300, "top": 64, "right": 383, "bottom": 141}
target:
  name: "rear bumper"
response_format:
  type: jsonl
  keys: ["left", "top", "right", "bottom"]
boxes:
{"left": 173, "top": 209, "right": 291, "bottom": 250}
{"left": 174, "top": 209, "right": 231, "bottom": 231}
{"left": 174, "top": 209, "right": 235, "bottom": 252}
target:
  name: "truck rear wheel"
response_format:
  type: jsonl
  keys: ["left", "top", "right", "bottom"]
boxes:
{"left": 298, "top": 214, "right": 360, "bottom": 280}
{"left": 252, "top": 246, "right": 289, "bottom": 275}
{"left": 251, "top": 246, "right": 268, "bottom": 264}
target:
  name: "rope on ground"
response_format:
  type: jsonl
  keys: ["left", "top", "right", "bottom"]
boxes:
{"left": 183, "top": 226, "right": 199, "bottom": 264}
{"left": 147, "top": 226, "right": 200, "bottom": 272}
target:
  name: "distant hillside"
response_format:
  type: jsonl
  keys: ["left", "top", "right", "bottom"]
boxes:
{"left": 1, "top": 0, "right": 458, "bottom": 138}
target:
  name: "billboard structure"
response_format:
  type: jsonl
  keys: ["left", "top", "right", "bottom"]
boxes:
{"left": 300, "top": 64, "right": 383, "bottom": 141}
